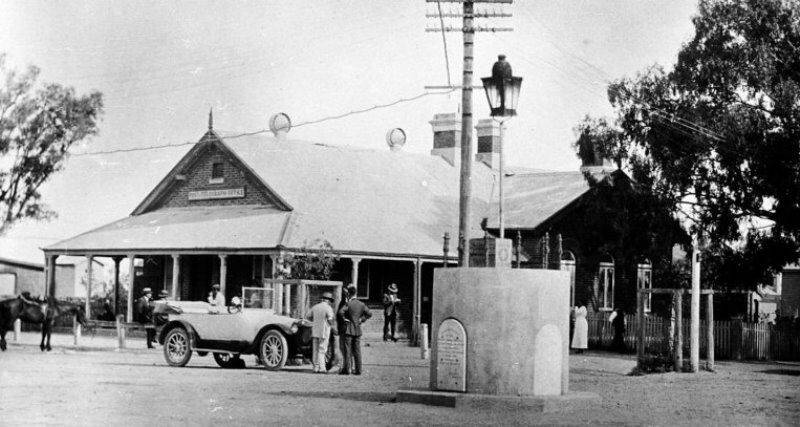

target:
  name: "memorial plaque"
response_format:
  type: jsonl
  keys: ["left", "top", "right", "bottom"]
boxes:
{"left": 435, "top": 318, "right": 466, "bottom": 392}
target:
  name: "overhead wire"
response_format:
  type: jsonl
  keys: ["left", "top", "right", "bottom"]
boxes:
{"left": 70, "top": 88, "right": 458, "bottom": 157}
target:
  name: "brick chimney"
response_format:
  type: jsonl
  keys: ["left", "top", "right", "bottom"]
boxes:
{"left": 475, "top": 119, "right": 501, "bottom": 169}
{"left": 430, "top": 113, "right": 461, "bottom": 166}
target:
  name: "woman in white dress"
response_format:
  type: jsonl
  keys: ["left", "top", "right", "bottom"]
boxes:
{"left": 571, "top": 302, "right": 588, "bottom": 353}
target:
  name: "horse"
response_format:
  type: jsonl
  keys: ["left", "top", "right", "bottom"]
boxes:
{"left": 39, "top": 297, "right": 88, "bottom": 351}
{"left": 0, "top": 295, "right": 46, "bottom": 351}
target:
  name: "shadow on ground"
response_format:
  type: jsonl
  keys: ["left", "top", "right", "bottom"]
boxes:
{"left": 263, "top": 390, "right": 397, "bottom": 404}
{"left": 758, "top": 369, "right": 800, "bottom": 376}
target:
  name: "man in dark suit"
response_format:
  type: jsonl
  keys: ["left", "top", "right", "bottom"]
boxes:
{"left": 382, "top": 283, "right": 401, "bottom": 342}
{"left": 338, "top": 286, "right": 371, "bottom": 375}
{"left": 135, "top": 287, "right": 155, "bottom": 349}
{"left": 336, "top": 284, "right": 356, "bottom": 372}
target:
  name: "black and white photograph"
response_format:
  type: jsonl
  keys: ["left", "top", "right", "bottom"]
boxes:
{"left": 0, "top": 1, "right": 799, "bottom": 425}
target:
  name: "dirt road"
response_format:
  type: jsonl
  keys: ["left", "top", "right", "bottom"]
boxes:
{"left": 0, "top": 339, "right": 798, "bottom": 425}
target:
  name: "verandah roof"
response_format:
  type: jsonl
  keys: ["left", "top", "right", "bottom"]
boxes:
{"left": 44, "top": 205, "right": 290, "bottom": 254}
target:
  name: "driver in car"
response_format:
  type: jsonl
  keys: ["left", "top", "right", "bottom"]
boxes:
{"left": 207, "top": 284, "right": 226, "bottom": 313}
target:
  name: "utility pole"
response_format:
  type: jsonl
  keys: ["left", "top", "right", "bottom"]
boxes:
{"left": 425, "top": 0, "right": 514, "bottom": 267}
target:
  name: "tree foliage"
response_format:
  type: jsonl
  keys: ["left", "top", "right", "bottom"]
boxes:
{"left": 283, "top": 240, "right": 340, "bottom": 280}
{"left": 0, "top": 54, "right": 104, "bottom": 234}
{"left": 578, "top": 0, "right": 800, "bottom": 289}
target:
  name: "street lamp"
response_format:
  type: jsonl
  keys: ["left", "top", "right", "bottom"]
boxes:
{"left": 482, "top": 54, "right": 522, "bottom": 239}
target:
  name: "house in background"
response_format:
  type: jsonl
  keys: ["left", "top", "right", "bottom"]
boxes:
{"left": 0, "top": 257, "right": 75, "bottom": 299}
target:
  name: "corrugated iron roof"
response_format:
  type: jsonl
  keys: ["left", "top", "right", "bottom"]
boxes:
{"left": 220, "top": 134, "right": 496, "bottom": 256}
{"left": 485, "top": 171, "right": 591, "bottom": 229}
{"left": 46, "top": 205, "right": 289, "bottom": 252}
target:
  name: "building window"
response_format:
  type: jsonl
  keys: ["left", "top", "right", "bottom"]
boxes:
{"left": 210, "top": 162, "right": 224, "bottom": 184}
{"left": 637, "top": 259, "right": 653, "bottom": 313}
{"left": 599, "top": 255, "right": 615, "bottom": 311}
{"left": 560, "top": 251, "right": 576, "bottom": 307}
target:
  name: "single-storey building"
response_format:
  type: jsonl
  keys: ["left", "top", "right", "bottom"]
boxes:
{"left": 0, "top": 256, "right": 75, "bottom": 299}
{"left": 43, "top": 112, "right": 679, "bottom": 339}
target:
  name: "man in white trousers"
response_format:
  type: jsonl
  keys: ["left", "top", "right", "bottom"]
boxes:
{"left": 306, "top": 292, "right": 335, "bottom": 373}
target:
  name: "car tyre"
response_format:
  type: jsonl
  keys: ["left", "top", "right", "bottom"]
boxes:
{"left": 259, "top": 329, "right": 288, "bottom": 370}
{"left": 163, "top": 328, "right": 192, "bottom": 367}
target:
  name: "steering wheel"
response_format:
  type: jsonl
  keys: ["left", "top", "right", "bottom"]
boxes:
{"left": 227, "top": 296, "right": 242, "bottom": 314}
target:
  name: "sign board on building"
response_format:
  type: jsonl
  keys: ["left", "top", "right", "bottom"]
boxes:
{"left": 435, "top": 318, "right": 467, "bottom": 392}
{"left": 188, "top": 188, "right": 245, "bottom": 201}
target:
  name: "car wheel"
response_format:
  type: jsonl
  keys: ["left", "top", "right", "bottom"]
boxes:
{"left": 259, "top": 330, "right": 288, "bottom": 370}
{"left": 163, "top": 328, "right": 192, "bottom": 367}
{"left": 213, "top": 352, "right": 237, "bottom": 368}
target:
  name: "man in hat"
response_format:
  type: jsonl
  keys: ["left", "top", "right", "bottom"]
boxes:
{"left": 336, "top": 284, "right": 357, "bottom": 372}
{"left": 207, "top": 283, "right": 225, "bottom": 313}
{"left": 382, "top": 283, "right": 401, "bottom": 342}
{"left": 305, "top": 291, "right": 335, "bottom": 373}
{"left": 339, "top": 287, "right": 371, "bottom": 375}
{"left": 135, "top": 287, "right": 156, "bottom": 348}
{"left": 154, "top": 289, "right": 170, "bottom": 327}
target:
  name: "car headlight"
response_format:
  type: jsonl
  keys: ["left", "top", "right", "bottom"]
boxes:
{"left": 290, "top": 321, "right": 301, "bottom": 334}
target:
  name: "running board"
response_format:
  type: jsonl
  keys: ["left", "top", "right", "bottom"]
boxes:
{"left": 194, "top": 348, "right": 240, "bottom": 355}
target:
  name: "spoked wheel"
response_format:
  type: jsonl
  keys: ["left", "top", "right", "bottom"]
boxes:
{"left": 213, "top": 352, "right": 245, "bottom": 369}
{"left": 163, "top": 328, "right": 192, "bottom": 367}
{"left": 259, "top": 330, "right": 288, "bottom": 370}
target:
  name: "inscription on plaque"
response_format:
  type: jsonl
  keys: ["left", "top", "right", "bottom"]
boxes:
{"left": 436, "top": 318, "right": 466, "bottom": 392}
{"left": 188, "top": 187, "right": 245, "bottom": 201}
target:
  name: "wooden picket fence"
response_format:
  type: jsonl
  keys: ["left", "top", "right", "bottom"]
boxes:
{"left": 587, "top": 314, "right": 800, "bottom": 361}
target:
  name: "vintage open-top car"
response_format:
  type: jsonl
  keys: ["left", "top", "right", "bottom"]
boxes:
{"left": 156, "top": 287, "right": 333, "bottom": 370}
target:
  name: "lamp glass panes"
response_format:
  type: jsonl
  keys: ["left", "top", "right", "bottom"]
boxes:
{"left": 481, "top": 76, "right": 522, "bottom": 117}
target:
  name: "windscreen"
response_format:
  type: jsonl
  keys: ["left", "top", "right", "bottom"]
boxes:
{"left": 242, "top": 287, "right": 274, "bottom": 310}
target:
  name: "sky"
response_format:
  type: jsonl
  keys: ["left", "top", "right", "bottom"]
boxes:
{"left": 0, "top": 0, "right": 699, "bottom": 265}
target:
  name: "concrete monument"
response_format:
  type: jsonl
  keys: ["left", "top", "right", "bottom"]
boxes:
{"left": 398, "top": 267, "right": 599, "bottom": 411}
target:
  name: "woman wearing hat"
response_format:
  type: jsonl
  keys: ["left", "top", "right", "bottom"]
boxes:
{"left": 382, "top": 283, "right": 401, "bottom": 342}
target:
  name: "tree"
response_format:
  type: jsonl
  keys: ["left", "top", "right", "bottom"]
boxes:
{"left": 0, "top": 54, "right": 104, "bottom": 234}
{"left": 579, "top": 0, "right": 800, "bottom": 289}
{"left": 283, "top": 240, "right": 341, "bottom": 280}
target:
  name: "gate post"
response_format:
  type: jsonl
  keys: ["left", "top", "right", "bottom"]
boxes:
{"left": 706, "top": 292, "right": 714, "bottom": 371}
{"left": 13, "top": 318, "right": 21, "bottom": 343}
{"left": 73, "top": 315, "right": 81, "bottom": 346}
{"left": 116, "top": 314, "right": 126, "bottom": 350}
{"left": 674, "top": 290, "right": 683, "bottom": 371}
{"left": 636, "top": 290, "right": 645, "bottom": 366}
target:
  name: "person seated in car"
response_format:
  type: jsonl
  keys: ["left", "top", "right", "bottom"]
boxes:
{"left": 207, "top": 284, "right": 225, "bottom": 313}
{"left": 247, "top": 292, "right": 263, "bottom": 308}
